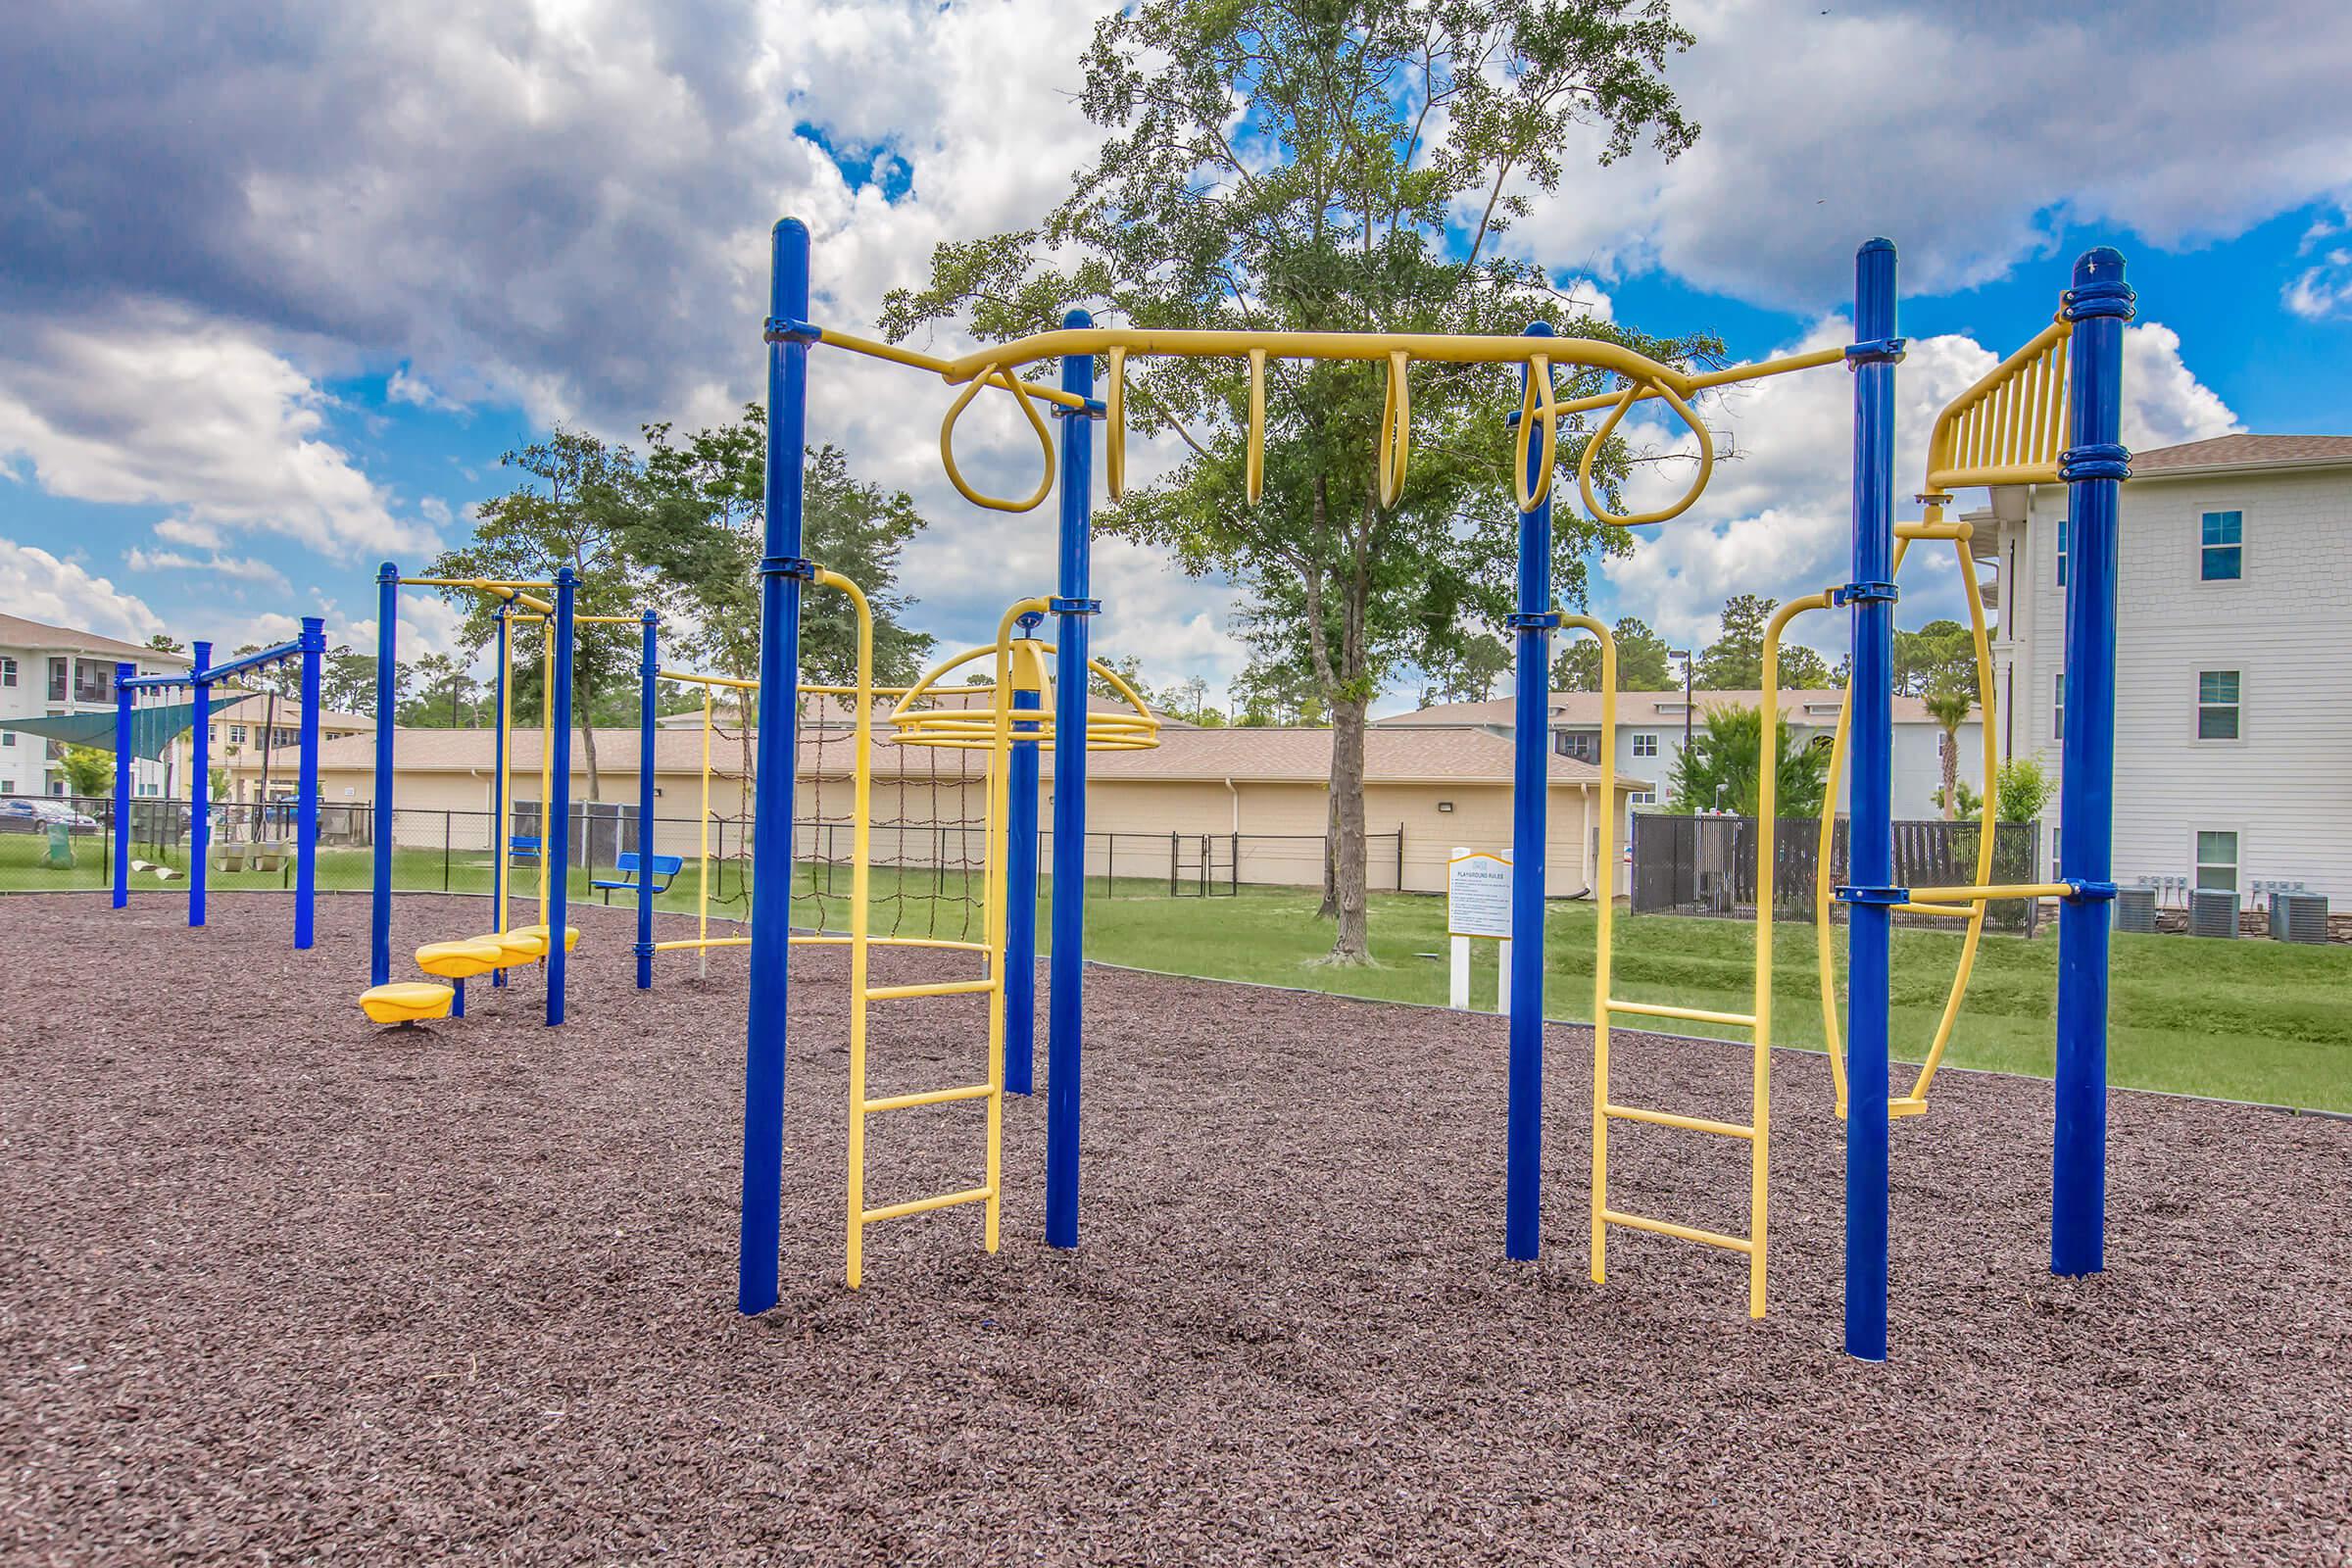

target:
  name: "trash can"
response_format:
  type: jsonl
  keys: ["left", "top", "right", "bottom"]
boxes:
{"left": 43, "top": 821, "right": 74, "bottom": 869}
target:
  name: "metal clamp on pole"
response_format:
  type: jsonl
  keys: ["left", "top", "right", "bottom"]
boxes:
{"left": 1507, "top": 610, "right": 1562, "bottom": 630}
{"left": 762, "top": 317, "right": 822, "bottom": 345}
{"left": 1835, "top": 885, "right": 1911, "bottom": 906}
{"left": 760, "top": 554, "right": 819, "bottom": 581}
{"left": 2057, "top": 443, "right": 2132, "bottom": 482}
{"left": 1049, "top": 596, "right": 1101, "bottom": 616}
{"left": 2062, "top": 278, "right": 2137, "bottom": 323}
{"left": 1833, "top": 581, "right": 1900, "bottom": 607}
{"left": 2064, "top": 879, "right": 2120, "bottom": 902}
{"left": 1844, "top": 337, "right": 1908, "bottom": 366}
{"left": 1051, "top": 397, "right": 1109, "bottom": 420}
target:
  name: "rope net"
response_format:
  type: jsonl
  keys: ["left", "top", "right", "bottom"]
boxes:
{"left": 795, "top": 685, "right": 991, "bottom": 945}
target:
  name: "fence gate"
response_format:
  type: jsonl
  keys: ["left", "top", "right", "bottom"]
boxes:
{"left": 1170, "top": 832, "right": 1237, "bottom": 897}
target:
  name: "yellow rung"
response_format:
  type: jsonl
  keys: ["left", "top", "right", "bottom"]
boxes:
{"left": 1600, "top": 1209, "right": 1755, "bottom": 1255}
{"left": 863, "top": 1083, "right": 995, "bottom": 1114}
{"left": 1603, "top": 1103, "right": 1755, "bottom": 1141}
{"left": 1906, "top": 882, "right": 2072, "bottom": 904}
{"left": 864, "top": 978, "right": 1000, "bottom": 1002}
{"left": 1604, "top": 999, "right": 1758, "bottom": 1029}
{"left": 1891, "top": 903, "right": 1977, "bottom": 918}
{"left": 861, "top": 1184, "right": 997, "bottom": 1227}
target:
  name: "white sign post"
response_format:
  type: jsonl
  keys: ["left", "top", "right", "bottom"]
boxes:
{"left": 1446, "top": 847, "right": 1513, "bottom": 1015}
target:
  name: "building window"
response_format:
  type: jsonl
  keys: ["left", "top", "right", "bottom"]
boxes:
{"left": 228, "top": 724, "right": 247, "bottom": 745}
{"left": 1, "top": 732, "right": 12, "bottom": 749}
{"left": 73, "top": 661, "right": 112, "bottom": 704}
{"left": 2055, "top": 515, "right": 2067, "bottom": 588}
{"left": 47, "top": 658, "right": 68, "bottom": 703}
{"left": 1629, "top": 791, "right": 1656, "bottom": 807}
{"left": 2200, "top": 511, "right": 2242, "bottom": 581}
{"left": 2196, "top": 670, "right": 2240, "bottom": 741}
{"left": 1632, "top": 732, "right": 1658, "bottom": 759}
{"left": 2053, "top": 671, "right": 2064, "bottom": 741}
{"left": 0, "top": 657, "right": 15, "bottom": 688}
{"left": 1554, "top": 731, "right": 1599, "bottom": 763}
{"left": 2195, "top": 830, "right": 2238, "bottom": 893}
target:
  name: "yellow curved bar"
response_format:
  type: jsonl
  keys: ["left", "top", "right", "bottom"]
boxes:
{"left": 1377, "top": 349, "right": 1410, "bottom": 509}
{"left": 1551, "top": 346, "right": 1850, "bottom": 418}
{"left": 1513, "top": 354, "right": 1557, "bottom": 514}
{"left": 1246, "top": 348, "right": 1267, "bottom": 506}
{"left": 941, "top": 364, "right": 1056, "bottom": 514}
{"left": 1105, "top": 346, "right": 1128, "bottom": 501}
{"left": 810, "top": 325, "right": 1084, "bottom": 410}
{"left": 1576, "top": 375, "right": 1715, "bottom": 528}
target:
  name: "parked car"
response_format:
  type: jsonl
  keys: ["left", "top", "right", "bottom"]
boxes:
{"left": 0, "top": 798, "right": 101, "bottom": 834}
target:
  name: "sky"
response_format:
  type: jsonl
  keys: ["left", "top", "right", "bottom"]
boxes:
{"left": 4, "top": 0, "right": 2349, "bottom": 716}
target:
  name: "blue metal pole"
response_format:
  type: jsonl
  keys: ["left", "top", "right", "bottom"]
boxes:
{"left": 1843, "top": 239, "right": 1900, "bottom": 1362}
{"left": 295, "top": 615, "right": 323, "bottom": 950}
{"left": 1004, "top": 613, "right": 1045, "bottom": 1096}
{"left": 546, "top": 565, "right": 577, "bottom": 1027}
{"left": 1505, "top": 320, "right": 1554, "bottom": 1261}
{"left": 370, "top": 564, "right": 398, "bottom": 987}
{"left": 636, "top": 609, "right": 659, "bottom": 990}
{"left": 1046, "top": 310, "right": 1096, "bottom": 1250}
{"left": 739, "top": 217, "right": 809, "bottom": 1314}
{"left": 111, "top": 664, "right": 134, "bottom": 909}
{"left": 189, "top": 640, "right": 212, "bottom": 929}
{"left": 2053, "top": 247, "right": 2133, "bottom": 1277}
{"left": 491, "top": 604, "right": 511, "bottom": 986}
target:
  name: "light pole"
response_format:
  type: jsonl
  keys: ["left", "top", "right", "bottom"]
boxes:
{"left": 1670, "top": 648, "right": 1694, "bottom": 791}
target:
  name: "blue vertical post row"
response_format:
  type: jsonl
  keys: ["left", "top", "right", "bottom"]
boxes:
{"left": 1003, "top": 614, "right": 1045, "bottom": 1096}
{"left": 111, "top": 664, "right": 134, "bottom": 908}
{"left": 2053, "top": 248, "right": 2133, "bottom": 1277}
{"left": 189, "top": 640, "right": 212, "bottom": 929}
{"left": 1505, "top": 321, "right": 1554, "bottom": 1261}
{"left": 295, "top": 615, "right": 323, "bottom": 950}
{"left": 546, "top": 565, "right": 577, "bottom": 1027}
{"left": 739, "top": 218, "right": 810, "bottom": 1314}
{"left": 491, "top": 604, "right": 511, "bottom": 985}
{"left": 1045, "top": 310, "right": 1096, "bottom": 1250}
{"left": 1843, "top": 239, "right": 1901, "bottom": 1362}
{"left": 636, "top": 610, "right": 660, "bottom": 990}
{"left": 370, "top": 564, "right": 398, "bottom": 986}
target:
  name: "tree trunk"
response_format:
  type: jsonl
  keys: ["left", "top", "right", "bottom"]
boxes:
{"left": 578, "top": 698, "right": 603, "bottom": 804}
{"left": 1317, "top": 789, "right": 1339, "bottom": 918}
{"left": 1939, "top": 728, "right": 1957, "bottom": 820}
{"left": 1323, "top": 695, "right": 1373, "bottom": 964}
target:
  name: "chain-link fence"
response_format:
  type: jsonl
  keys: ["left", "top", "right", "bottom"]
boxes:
{"left": 1630, "top": 813, "right": 2044, "bottom": 935}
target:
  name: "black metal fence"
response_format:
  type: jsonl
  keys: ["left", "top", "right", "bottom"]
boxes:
{"left": 1631, "top": 813, "right": 2045, "bottom": 935}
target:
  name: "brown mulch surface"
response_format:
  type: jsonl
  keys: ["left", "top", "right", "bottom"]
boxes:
{"left": 3, "top": 894, "right": 2347, "bottom": 1566}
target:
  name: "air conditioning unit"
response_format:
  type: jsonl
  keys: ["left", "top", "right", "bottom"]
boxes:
{"left": 2188, "top": 888, "right": 2239, "bottom": 939}
{"left": 2116, "top": 887, "right": 2157, "bottom": 934}
{"left": 2278, "top": 893, "right": 2330, "bottom": 945}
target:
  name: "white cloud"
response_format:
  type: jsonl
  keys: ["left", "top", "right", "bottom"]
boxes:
{"left": 124, "top": 546, "right": 293, "bottom": 596}
{"left": 152, "top": 517, "right": 224, "bottom": 549}
{"left": 0, "top": 537, "right": 167, "bottom": 643}
{"left": 0, "top": 303, "right": 436, "bottom": 557}
{"left": 1507, "top": 0, "right": 2352, "bottom": 309}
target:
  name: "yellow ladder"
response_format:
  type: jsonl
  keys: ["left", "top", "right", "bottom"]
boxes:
{"left": 1585, "top": 599, "right": 1824, "bottom": 1320}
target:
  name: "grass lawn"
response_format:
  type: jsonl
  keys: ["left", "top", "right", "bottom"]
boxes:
{"left": 19, "top": 829, "right": 2344, "bottom": 1111}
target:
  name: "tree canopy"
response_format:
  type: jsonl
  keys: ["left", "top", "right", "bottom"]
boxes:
{"left": 1666, "top": 704, "right": 1830, "bottom": 818}
{"left": 1554, "top": 615, "right": 1678, "bottom": 691}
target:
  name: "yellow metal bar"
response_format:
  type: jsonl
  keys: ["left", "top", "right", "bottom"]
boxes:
{"left": 569, "top": 614, "right": 644, "bottom": 625}
{"left": 838, "top": 568, "right": 877, "bottom": 1289}
{"left": 537, "top": 616, "right": 552, "bottom": 929}
{"left": 654, "top": 936, "right": 750, "bottom": 953}
{"left": 864, "top": 977, "right": 1001, "bottom": 1002}
{"left": 1600, "top": 1209, "right": 1755, "bottom": 1255}
{"left": 860, "top": 1184, "right": 996, "bottom": 1226}
{"left": 1603, "top": 1103, "right": 1756, "bottom": 1141}
{"left": 793, "top": 934, "right": 992, "bottom": 955}
{"left": 698, "top": 685, "right": 712, "bottom": 980}
{"left": 811, "top": 325, "right": 1084, "bottom": 409}
{"left": 497, "top": 611, "right": 514, "bottom": 934}
{"left": 1907, "top": 882, "right": 2072, "bottom": 903}
{"left": 1895, "top": 520, "right": 1973, "bottom": 541}
{"left": 1924, "top": 318, "right": 2073, "bottom": 492}
{"left": 662, "top": 668, "right": 760, "bottom": 691}
{"left": 1563, "top": 614, "right": 1617, "bottom": 1292}
{"left": 1551, "top": 344, "right": 1848, "bottom": 416}
{"left": 1892, "top": 902, "right": 1977, "bottom": 917}
{"left": 863, "top": 1083, "right": 995, "bottom": 1114}
{"left": 1604, "top": 999, "right": 1758, "bottom": 1029}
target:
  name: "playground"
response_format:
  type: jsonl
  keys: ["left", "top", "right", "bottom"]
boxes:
{"left": 4, "top": 892, "right": 2345, "bottom": 1562}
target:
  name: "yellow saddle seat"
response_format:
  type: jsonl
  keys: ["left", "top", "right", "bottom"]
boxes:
{"left": 415, "top": 939, "right": 505, "bottom": 980}
{"left": 360, "top": 982, "right": 456, "bottom": 1024}
{"left": 499, "top": 924, "right": 581, "bottom": 962}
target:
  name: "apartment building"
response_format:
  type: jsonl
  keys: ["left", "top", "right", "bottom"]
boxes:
{"left": 0, "top": 613, "right": 191, "bottom": 798}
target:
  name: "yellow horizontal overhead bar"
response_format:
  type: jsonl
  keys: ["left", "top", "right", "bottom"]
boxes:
{"left": 1550, "top": 345, "right": 1849, "bottom": 417}
{"left": 809, "top": 325, "right": 1087, "bottom": 410}
{"left": 571, "top": 614, "right": 647, "bottom": 626}
{"left": 662, "top": 668, "right": 760, "bottom": 691}
{"left": 1906, "top": 882, "right": 2074, "bottom": 904}
{"left": 399, "top": 577, "right": 555, "bottom": 613}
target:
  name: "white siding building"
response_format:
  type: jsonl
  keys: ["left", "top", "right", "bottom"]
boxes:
{"left": 1978, "top": 433, "right": 2352, "bottom": 902}
{"left": 0, "top": 613, "right": 191, "bottom": 799}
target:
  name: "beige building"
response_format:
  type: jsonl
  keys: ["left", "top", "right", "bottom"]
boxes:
{"left": 310, "top": 719, "right": 1645, "bottom": 896}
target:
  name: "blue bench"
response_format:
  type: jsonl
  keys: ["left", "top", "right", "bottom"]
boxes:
{"left": 593, "top": 851, "right": 682, "bottom": 905}
{"left": 510, "top": 834, "right": 540, "bottom": 864}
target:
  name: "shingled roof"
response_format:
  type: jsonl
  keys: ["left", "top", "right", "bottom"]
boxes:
{"left": 2130, "top": 434, "right": 2352, "bottom": 474}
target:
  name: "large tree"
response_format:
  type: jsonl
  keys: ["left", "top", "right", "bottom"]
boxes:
{"left": 430, "top": 428, "right": 650, "bottom": 802}
{"left": 1553, "top": 614, "right": 1678, "bottom": 691}
{"left": 882, "top": 0, "right": 1704, "bottom": 961}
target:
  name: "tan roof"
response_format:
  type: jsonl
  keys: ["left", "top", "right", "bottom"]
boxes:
{"left": 1044, "top": 724, "right": 1644, "bottom": 791}
{"left": 212, "top": 693, "right": 374, "bottom": 729}
{"left": 0, "top": 612, "right": 191, "bottom": 664}
{"left": 307, "top": 725, "right": 991, "bottom": 782}
{"left": 1379, "top": 688, "right": 1937, "bottom": 728}
{"left": 2132, "top": 434, "right": 2352, "bottom": 475}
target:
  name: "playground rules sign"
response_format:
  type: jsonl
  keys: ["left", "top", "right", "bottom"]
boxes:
{"left": 1446, "top": 850, "right": 1512, "bottom": 939}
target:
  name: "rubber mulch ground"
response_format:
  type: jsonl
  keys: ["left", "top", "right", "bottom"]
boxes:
{"left": 3, "top": 893, "right": 2347, "bottom": 1566}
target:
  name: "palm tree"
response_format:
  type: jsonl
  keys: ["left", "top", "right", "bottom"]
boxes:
{"left": 1922, "top": 677, "right": 1976, "bottom": 820}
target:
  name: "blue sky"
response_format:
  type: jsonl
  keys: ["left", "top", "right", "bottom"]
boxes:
{"left": 3, "top": 0, "right": 2348, "bottom": 707}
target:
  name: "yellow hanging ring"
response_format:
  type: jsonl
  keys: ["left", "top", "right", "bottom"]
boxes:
{"left": 1513, "top": 353, "right": 1558, "bottom": 514}
{"left": 941, "top": 362, "right": 1055, "bottom": 514}
{"left": 1377, "top": 349, "right": 1410, "bottom": 509}
{"left": 1105, "top": 347, "right": 1128, "bottom": 503}
{"left": 1575, "top": 376, "right": 1715, "bottom": 527}
{"left": 1246, "top": 347, "right": 1267, "bottom": 506}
